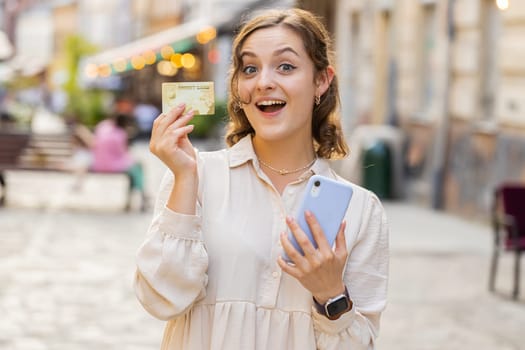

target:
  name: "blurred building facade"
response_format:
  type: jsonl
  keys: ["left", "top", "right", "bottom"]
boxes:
{"left": 1, "top": 0, "right": 291, "bottom": 125}
{"left": 56, "top": 0, "right": 294, "bottom": 106}
{"left": 2, "top": 0, "right": 524, "bottom": 219}
{"left": 327, "top": 0, "right": 525, "bottom": 220}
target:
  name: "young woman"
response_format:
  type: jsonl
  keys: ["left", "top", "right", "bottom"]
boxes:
{"left": 135, "top": 8, "right": 388, "bottom": 349}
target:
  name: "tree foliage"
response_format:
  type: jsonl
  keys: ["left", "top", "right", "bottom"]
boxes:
{"left": 62, "top": 35, "right": 106, "bottom": 127}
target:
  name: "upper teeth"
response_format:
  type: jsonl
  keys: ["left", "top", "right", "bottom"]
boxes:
{"left": 257, "top": 100, "right": 285, "bottom": 106}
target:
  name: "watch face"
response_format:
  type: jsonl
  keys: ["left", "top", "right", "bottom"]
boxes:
{"left": 326, "top": 296, "right": 349, "bottom": 316}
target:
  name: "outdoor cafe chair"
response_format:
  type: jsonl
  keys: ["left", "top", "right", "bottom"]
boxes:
{"left": 489, "top": 183, "right": 525, "bottom": 300}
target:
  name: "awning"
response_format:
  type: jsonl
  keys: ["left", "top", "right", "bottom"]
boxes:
{"left": 82, "top": 18, "right": 213, "bottom": 67}
{"left": 79, "top": 0, "right": 293, "bottom": 83}
{"left": 0, "top": 55, "right": 48, "bottom": 82}
{"left": 79, "top": 17, "right": 221, "bottom": 85}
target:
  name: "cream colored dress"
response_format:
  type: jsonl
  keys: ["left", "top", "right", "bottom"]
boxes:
{"left": 134, "top": 136, "right": 389, "bottom": 350}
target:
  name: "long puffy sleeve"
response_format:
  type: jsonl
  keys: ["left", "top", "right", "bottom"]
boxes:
{"left": 134, "top": 170, "right": 209, "bottom": 321}
{"left": 313, "top": 190, "right": 389, "bottom": 350}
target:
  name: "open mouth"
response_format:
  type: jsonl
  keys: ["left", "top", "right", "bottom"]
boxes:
{"left": 256, "top": 100, "right": 286, "bottom": 113}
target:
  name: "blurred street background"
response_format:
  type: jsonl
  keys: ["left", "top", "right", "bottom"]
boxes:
{"left": 1, "top": 0, "right": 525, "bottom": 349}
{"left": 1, "top": 139, "right": 524, "bottom": 350}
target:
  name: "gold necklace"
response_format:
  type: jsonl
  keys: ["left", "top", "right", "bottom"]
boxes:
{"left": 258, "top": 157, "right": 317, "bottom": 176}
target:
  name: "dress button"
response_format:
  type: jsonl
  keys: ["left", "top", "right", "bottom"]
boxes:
{"left": 272, "top": 271, "right": 279, "bottom": 278}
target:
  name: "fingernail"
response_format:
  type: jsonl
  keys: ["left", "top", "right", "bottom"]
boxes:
{"left": 177, "top": 103, "right": 186, "bottom": 109}
{"left": 305, "top": 210, "right": 312, "bottom": 218}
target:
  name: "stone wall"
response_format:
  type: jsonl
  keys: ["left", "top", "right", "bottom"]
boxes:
{"left": 335, "top": 0, "right": 525, "bottom": 220}
{"left": 445, "top": 123, "right": 525, "bottom": 220}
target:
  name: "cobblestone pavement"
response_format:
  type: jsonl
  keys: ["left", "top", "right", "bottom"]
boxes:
{"left": 377, "top": 203, "right": 524, "bottom": 350}
{"left": 0, "top": 208, "right": 164, "bottom": 350}
{"left": 1, "top": 140, "right": 524, "bottom": 350}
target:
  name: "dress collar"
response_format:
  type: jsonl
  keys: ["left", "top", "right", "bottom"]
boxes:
{"left": 227, "top": 135, "right": 331, "bottom": 177}
{"left": 228, "top": 135, "right": 257, "bottom": 168}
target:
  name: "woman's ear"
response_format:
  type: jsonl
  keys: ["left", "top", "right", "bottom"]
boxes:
{"left": 316, "top": 66, "right": 335, "bottom": 96}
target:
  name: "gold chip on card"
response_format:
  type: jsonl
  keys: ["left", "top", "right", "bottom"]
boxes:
{"left": 162, "top": 82, "right": 215, "bottom": 115}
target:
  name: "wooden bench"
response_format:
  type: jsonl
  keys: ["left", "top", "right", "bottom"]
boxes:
{"left": 0, "top": 131, "right": 136, "bottom": 210}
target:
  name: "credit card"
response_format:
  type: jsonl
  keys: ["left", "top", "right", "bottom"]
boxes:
{"left": 162, "top": 81, "right": 215, "bottom": 115}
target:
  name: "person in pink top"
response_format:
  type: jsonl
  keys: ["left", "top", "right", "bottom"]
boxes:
{"left": 91, "top": 113, "right": 147, "bottom": 211}
{"left": 91, "top": 116, "right": 134, "bottom": 172}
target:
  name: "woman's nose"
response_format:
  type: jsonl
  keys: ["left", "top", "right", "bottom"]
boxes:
{"left": 256, "top": 68, "right": 275, "bottom": 90}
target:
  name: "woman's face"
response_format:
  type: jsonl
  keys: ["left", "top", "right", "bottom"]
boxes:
{"left": 237, "top": 25, "right": 327, "bottom": 144}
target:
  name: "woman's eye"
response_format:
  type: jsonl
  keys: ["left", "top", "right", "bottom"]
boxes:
{"left": 242, "top": 66, "right": 257, "bottom": 74}
{"left": 279, "top": 63, "right": 296, "bottom": 72}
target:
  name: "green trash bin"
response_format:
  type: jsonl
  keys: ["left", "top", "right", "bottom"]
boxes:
{"left": 362, "top": 140, "right": 392, "bottom": 199}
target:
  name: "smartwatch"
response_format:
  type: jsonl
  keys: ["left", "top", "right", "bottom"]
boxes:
{"left": 313, "top": 286, "right": 353, "bottom": 320}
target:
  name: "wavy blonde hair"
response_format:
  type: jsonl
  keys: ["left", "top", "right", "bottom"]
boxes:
{"left": 225, "top": 8, "right": 348, "bottom": 159}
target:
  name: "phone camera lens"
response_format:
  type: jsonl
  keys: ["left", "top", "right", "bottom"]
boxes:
{"left": 314, "top": 180, "right": 321, "bottom": 187}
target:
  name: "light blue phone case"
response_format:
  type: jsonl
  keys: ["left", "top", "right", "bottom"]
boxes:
{"left": 284, "top": 175, "right": 353, "bottom": 261}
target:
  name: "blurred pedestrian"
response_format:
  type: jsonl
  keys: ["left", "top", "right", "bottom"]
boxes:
{"left": 114, "top": 96, "right": 140, "bottom": 140}
{"left": 0, "top": 110, "right": 16, "bottom": 130}
{"left": 91, "top": 113, "right": 147, "bottom": 211}
{"left": 62, "top": 115, "right": 94, "bottom": 191}
{"left": 135, "top": 8, "right": 389, "bottom": 349}
{"left": 133, "top": 102, "right": 160, "bottom": 139}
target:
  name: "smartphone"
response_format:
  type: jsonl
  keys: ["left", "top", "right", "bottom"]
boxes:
{"left": 283, "top": 175, "right": 354, "bottom": 261}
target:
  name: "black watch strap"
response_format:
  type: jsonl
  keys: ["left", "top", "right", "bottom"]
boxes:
{"left": 313, "top": 286, "right": 352, "bottom": 320}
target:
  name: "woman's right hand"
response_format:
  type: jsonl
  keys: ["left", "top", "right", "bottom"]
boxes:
{"left": 149, "top": 104, "right": 196, "bottom": 177}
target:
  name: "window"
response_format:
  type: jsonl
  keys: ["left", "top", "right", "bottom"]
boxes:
{"left": 349, "top": 11, "right": 361, "bottom": 119}
{"left": 480, "top": 0, "right": 501, "bottom": 121}
{"left": 416, "top": 3, "right": 436, "bottom": 118}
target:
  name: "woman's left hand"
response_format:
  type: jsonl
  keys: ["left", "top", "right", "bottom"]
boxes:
{"left": 277, "top": 211, "right": 348, "bottom": 304}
